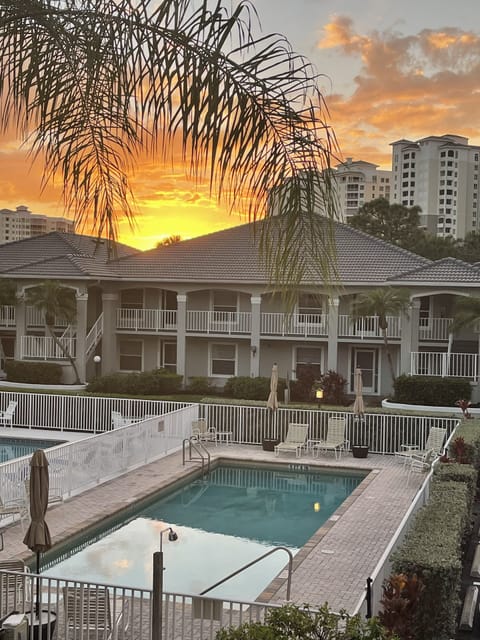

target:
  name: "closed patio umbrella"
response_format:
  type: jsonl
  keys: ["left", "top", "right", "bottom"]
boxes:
{"left": 266, "top": 363, "right": 279, "bottom": 442}
{"left": 352, "top": 368, "right": 365, "bottom": 417}
{"left": 23, "top": 449, "right": 52, "bottom": 616}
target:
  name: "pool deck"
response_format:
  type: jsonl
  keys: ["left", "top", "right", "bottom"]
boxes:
{"left": 0, "top": 442, "right": 423, "bottom": 614}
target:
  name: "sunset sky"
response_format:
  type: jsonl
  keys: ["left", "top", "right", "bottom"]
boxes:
{"left": 0, "top": 0, "right": 479, "bottom": 250}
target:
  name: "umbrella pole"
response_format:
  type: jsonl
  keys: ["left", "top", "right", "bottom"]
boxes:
{"left": 35, "top": 551, "right": 40, "bottom": 617}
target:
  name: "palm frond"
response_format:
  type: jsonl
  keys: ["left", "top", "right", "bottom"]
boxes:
{"left": 0, "top": 0, "right": 339, "bottom": 289}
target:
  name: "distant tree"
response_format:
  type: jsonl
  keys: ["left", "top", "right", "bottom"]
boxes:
{"left": 156, "top": 235, "right": 182, "bottom": 247}
{"left": 349, "top": 199, "right": 421, "bottom": 247}
{"left": 0, "top": 279, "right": 18, "bottom": 306}
{"left": 456, "top": 231, "right": 480, "bottom": 263}
{"left": 25, "top": 281, "right": 80, "bottom": 384}
{"left": 352, "top": 288, "right": 411, "bottom": 383}
{"left": 409, "top": 233, "right": 459, "bottom": 260}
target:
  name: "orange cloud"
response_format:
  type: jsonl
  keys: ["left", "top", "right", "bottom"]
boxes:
{"left": 318, "top": 17, "right": 480, "bottom": 167}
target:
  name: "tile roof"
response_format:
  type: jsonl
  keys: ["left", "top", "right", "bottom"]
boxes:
{"left": 0, "top": 232, "right": 138, "bottom": 278}
{"left": 110, "top": 218, "right": 431, "bottom": 285}
{"left": 389, "top": 257, "right": 480, "bottom": 284}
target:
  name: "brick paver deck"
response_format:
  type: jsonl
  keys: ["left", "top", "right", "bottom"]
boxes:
{"left": 0, "top": 443, "right": 423, "bottom": 615}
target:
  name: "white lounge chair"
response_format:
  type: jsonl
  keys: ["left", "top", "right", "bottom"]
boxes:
{"left": 111, "top": 411, "right": 131, "bottom": 429}
{"left": 0, "top": 494, "right": 28, "bottom": 532}
{"left": 311, "top": 417, "right": 348, "bottom": 459}
{"left": 396, "top": 426, "right": 447, "bottom": 465}
{"left": 0, "top": 560, "right": 30, "bottom": 612}
{"left": 192, "top": 419, "right": 217, "bottom": 444}
{"left": 406, "top": 448, "right": 437, "bottom": 484}
{"left": 63, "top": 585, "right": 129, "bottom": 640}
{"left": 0, "top": 401, "right": 17, "bottom": 427}
{"left": 275, "top": 423, "right": 309, "bottom": 458}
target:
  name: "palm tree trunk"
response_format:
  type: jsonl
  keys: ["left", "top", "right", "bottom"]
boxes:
{"left": 46, "top": 325, "right": 81, "bottom": 385}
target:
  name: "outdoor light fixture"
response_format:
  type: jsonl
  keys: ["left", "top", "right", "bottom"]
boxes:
{"left": 314, "top": 502, "right": 321, "bottom": 512}
{"left": 315, "top": 389, "right": 324, "bottom": 400}
{"left": 250, "top": 345, "right": 257, "bottom": 356}
{"left": 153, "top": 526, "right": 179, "bottom": 640}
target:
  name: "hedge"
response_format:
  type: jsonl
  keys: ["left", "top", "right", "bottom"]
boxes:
{"left": 86, "top": 368, "right": 182, "bottom": 395}
{"left": 224, "top": 376, "right": 287, "bottom": 401}
{"left": 392, "top": 375, "right": 471, "bottom": 406}
{"left": 5, "top": 360, "right": 62, "bottom": 384}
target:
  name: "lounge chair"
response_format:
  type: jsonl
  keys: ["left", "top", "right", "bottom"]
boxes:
{"left": 192, "top": 419, "right": 217, "bottom": 444}
{"left": 311, "top": 417, "right": 348, "bottom": 460}
{"left": 63, "top": 585, "right": 130, "bottom": 640}
{"left": 0, "top": 560, "right": 30, "bottom": 614}
{"left": 0, "top": 401, "right": 17, "bottom": 427}
{"left": 111, "top": 411, "right": 131, "bottom": 429}
{"left": 275, "top": 423, "right": 309, "bottom": 458}
{"left": 0, "top": 495, "right": 28, "bottom": 532}
{"left": 396, "top": 426, "right": 447, "bottom": 465}
{"left": 406, "top": 448, "right": 437, "bottom": 485}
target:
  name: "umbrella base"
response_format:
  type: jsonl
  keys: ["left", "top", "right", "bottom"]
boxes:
{"left": 25, "top": 611, "right": 56, "bottom": 640}
{"left": 352, "top": 445, "right": 369, "bottom": 459}
{"left": 262, "top": 438, "right": 280, "bottom": 452}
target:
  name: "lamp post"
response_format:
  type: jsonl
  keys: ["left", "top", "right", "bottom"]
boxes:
{"left": 152, "top": 527, "right": 178, "bottom": 640}
{"left": 93, "top": 354, "right": 101, "bottom": 378}
{"left": 315, "top": 388, "right": 324, "bottom": 408}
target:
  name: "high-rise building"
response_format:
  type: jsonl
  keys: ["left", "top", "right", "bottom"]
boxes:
{"left": 333, "top": 159, "right": 392, "bottom": 221}
{"left": 391, "top": 134, "right": 480, "bottom": 239}
{"left": 0, "top": 205, "right": 75, "bottom": 244}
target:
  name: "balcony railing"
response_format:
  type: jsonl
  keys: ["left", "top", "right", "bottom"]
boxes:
{"left": 338, "top": 315, "right": 401, "bottom": 339}
{"left": 20, "top": 336, "right": 76, "bottom": 360}
{"left": 116, "top": 308, "right": 177, "bottom": 332}
{"left": 261, "top": 313, "right": 328, "bottom": 337}
{"left": 187, "top": 311, "right": 251, "bottom": 334}
{"left": 26, "top": 306, "right": 68, "bottom": 328}
{"left": 411, "top": 351, "right": 479, "bottom": 381}
{"left": 0, "top": 304, "right": 15, "bottom": 327}
{"left": 419, "top": 317, "right": 452, "bottom": 341}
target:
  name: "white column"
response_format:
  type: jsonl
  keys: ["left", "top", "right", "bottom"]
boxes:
{"left": 401, "top": 299, "right": 419, "bottom": 375}
{"left": 327, "top": 297, "right": 339, "bottom": 371}
{"left": 176, "top": 294, "right": 187, "bottom": 381}
{"left": 14, "top": 296, "right": 26, "bottom": 360}
{"left": 250, "top": 296, "right": 261, "bottom": 377}
{"left": 75, "top": 292, "right": 88, "bottom": 383}
{"left": 101, "top": 292, "right": 119, "bottom": 374}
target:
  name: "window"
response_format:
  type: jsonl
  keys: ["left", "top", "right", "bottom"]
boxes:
{"left": 213, "top": 290, "right": 237, "bottom": 313}
{"left": 210, "top": 343, "right": 236, "bottom": 376}
{"left": 163, "top": 342, "right": 177, "bottom": 372}
{"left": 119, "top": 340, "right": 142, "bottom": 371}
{"left": 121, "top": 289, "right": 143, "bottom": 309}
{"left": 295, "top": 346, "right": 322, "bottom": 380}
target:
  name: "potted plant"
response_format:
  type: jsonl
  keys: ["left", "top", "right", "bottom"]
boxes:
{"left": 351, "top": 415, "right": 369, "bottom": 458}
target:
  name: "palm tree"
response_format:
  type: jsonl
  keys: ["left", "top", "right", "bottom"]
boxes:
{"left": 25, "top": 281, "right": 81, "bottom": 384}
{"left": 0, "top": 0, "right": 338, "bottom": 294}
{"left": 450, "top": 296, "right": 480, "bottom": 333}
{"left": 157, "top": 235, "right": 182, "bottom": 247}
{"left": 352, "top": 288, "right": 411, "bottom": 383}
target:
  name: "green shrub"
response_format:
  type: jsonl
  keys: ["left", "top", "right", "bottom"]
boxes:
{"left": 448, "top": 419, "right": 480, "bottom": 469}
{"left": 434, "top": 462, "right": 477, "bottom": 519}
{"left": 390, "top": 480, "right": 471, "bottom": 639}
{"left": 224, "top": 376, "right": 286, "bottom": 401}
{"left": 86, "top": 368, "right": 182, "bottom": 395}
{"left": 187, "top": 376, "right": 214, "bottom": 395}
{"left": 393, "top": 375, "right": 471, "bottom": 406}
{"left": 5, "top": 360, "right": 62, "bottom": 384}
{"left": 215, "top": 603, "right": 396, "bottom": 640}
{"left": 289, "top": 366, "right": 317, "bottom": 402}
{"left": 316, "top": 370, "right": 348, "bottom": 405}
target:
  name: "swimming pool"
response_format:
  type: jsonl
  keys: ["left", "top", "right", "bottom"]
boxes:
{"left": 0, "top": 436, "right": 65, "bottom": 462}
{"left": 43, "top": 463, "right": 365, "bottom": 601}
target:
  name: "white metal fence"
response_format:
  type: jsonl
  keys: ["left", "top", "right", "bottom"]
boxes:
{"left": 117, "top": 309, "right": 177, "bottom": 332}
{"left": 338, "top": 315, "right": 401, "bottom": 339}
{"left": 260, "top": 313, "right": 328, "bottom": 337}
{"left": 20, "top": 336, "right": 77, "bottom": 360}
{"left": 411, "top": 351, "right": 479, "bottom": 380}
{"left": 0, "top": 570, "right": 280, "bottom": 640}
{"left": 187, "top": 311, "right": 252, "bottom": 334}
{"left": 0, "top": 404, "right": 198, "bottom": 505}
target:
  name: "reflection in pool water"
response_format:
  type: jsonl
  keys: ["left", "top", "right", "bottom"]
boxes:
{"left": 43, "top": 464, "right": 364, "bottom": 601}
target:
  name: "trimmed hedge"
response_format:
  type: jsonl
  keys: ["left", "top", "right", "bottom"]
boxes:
{"left": 86, "top": 368, "right": 182, "bottom": 395}
{"left": 392, "top": 375, "right": 471, "bottom": 406}
{"left": 224, "top": 376, "right": 287, "bottom": 401}
{"left": 5, "top": 360, "right": 62, "bottom": 384}
{"left": 434, "top": 463, "right": 477, "bottom": 514}
{"left": 391, "top": 479, "right": 471, "bottom": 639}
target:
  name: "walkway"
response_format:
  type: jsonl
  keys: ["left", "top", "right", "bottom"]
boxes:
{"left": 0, "top": 444, "right": 423, "bottom": 614}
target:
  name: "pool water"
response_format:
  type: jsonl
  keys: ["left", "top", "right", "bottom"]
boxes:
{"left": 0, "top": 437, "right": 64, "bottom": 462}
{"left": 43, "top": 463, "right": 365, "bottom": 601}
